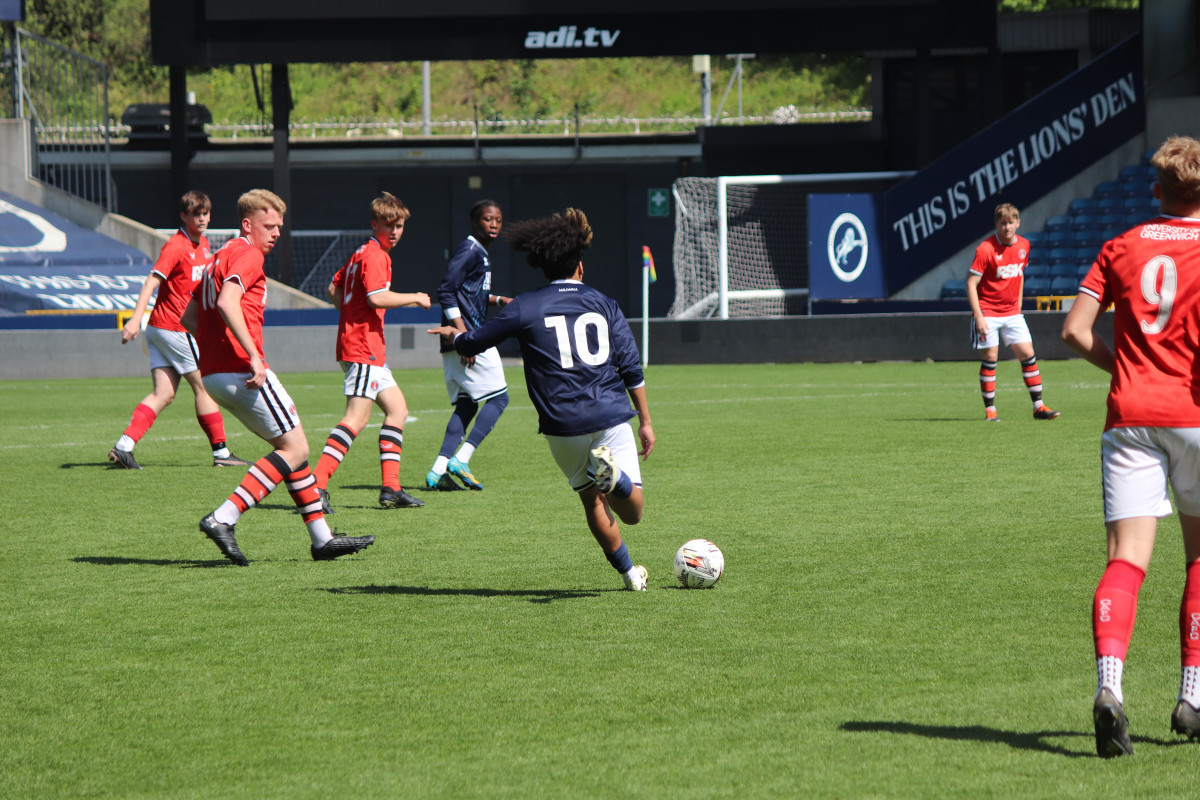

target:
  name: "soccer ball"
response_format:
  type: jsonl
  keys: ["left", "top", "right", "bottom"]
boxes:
{"left": 673, "top": 539, "right": 724, "bottom": 589}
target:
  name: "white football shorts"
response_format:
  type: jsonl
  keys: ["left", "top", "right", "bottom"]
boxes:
{"left": 970, "top": 313, "right": 1032, "bottom": 350}
{"left": 442, "top": 346, "right": 507, "bottom": 403}
{"left": 146, "top": 325, "right": 200, "bottom": 375}
{"left": 203, "top": 368, "right": 301, "bottom": 440}
{"left": 340, "top": 361, "right": 397, "bottom": 400}
{"left": 1101, "top": 426, "right": 1200, "bottom": 521}
{"left": 545, "top": 423, "right": 642, "bottom": 493}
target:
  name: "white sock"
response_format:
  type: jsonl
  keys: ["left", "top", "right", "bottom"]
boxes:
{"left": 307, "top": 517, "right": 333, "bottom": 547}
{"left": 116, "top": 435, "right": 135, "bottom": 452}
{"left": 432, "top": 455, "right": 450, "bottom": 474}
{"left": 212, "top": 446, "right": 231, "bottom": 458}
{"left": 456, "top": 443, "right": 476, "bottom": 463}
{"left": 1097, "top": 655, "right": 1125, "bottom": 704}
{"left": 1181, "top": 665, "right": 1200, "bottom": 708}
{"left": 214, "top": 500, "right": 241, "bottom": 527}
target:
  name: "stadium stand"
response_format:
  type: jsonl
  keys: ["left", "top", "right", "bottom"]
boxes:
{"left": 940, "top": 278, "right": 967, "bottom": 299}
{"left": 939, "top": 152, "right": 1164, "bottom": 303}
{"left": 1024, "top": 276, "right": 1051, "bottom": 296}
{"left": 1050, "top": 276, "right": 1079, "bottom": 295}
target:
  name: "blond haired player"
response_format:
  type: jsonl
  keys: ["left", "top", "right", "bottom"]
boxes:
{"left": 312, "top": 192, "right": 430, "bottom": 511}
{"left": 182, "top": 189, "right": 375, "bottom": 565}
{"left": 1063, "top": 135, "right": 1200, "bottom": 757}
{"left": 967, "top": 203, "right": 1059, "bottom": 421}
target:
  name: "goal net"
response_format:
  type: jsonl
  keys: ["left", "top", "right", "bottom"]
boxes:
{"left": 669, "top": 173, "right": 907, "bottom": 319}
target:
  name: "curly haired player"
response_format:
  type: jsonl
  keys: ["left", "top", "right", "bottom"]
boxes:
{"left": 428, "top": 208, "right": 654, "bottom": 590}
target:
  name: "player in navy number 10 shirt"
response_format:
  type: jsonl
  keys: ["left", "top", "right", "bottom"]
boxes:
{"left": 428, "top": 208, "right": 655, "bottom": 591}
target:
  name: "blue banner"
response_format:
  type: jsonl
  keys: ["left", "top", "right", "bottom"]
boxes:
{"left": 883, "top": 33, "right": 1144, "bottom": 293}
{"left": 808, "top": 193, "right": 887, "bottom": 300}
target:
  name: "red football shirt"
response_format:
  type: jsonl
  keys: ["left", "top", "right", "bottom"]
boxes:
{"left": 333, "top": 237, "right": 392, "bottom": 364}
{"left": 195, "top": 236, "right": 269, "bottom": 375}
{"left": 147, "top": 228, "right": 212, "bottom": 332}
{"left": 969, "top": 234, "right": 1030, "bottom": 316}
{"left": 1078, "top": 215, "right": 1200, "bottom": 430}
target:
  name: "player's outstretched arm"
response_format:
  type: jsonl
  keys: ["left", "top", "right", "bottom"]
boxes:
{"left": 368, "top": 290, "right": 430, "bottom": 310}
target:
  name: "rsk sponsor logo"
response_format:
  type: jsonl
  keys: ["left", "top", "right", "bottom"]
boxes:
{"left": 997, "top": 264, "right": 1021, "bottom": 279}
{"left": 1190, "top": 611, "right": 1200, "bottom": 641}
{"left": 1099, "top": 598, "right": 1112, "bottom": 623}
{"left": 525, "top": 26, "right": 620, "bottom": 50}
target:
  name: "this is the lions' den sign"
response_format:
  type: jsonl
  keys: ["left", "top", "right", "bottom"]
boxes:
{"left": 806, "top": 34, "right": 1144, "bottom": 300}
{"left": 882, "top": 34, "right": 1144, "bottom": 293}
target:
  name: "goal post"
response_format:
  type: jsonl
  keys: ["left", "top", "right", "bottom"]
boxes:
{"left": 669, "top": 172, "right": 912, "bottom": 319}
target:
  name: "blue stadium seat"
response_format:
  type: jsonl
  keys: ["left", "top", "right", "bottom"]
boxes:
{"left": 1044, "top": 214, "right": 1070, "bottom": 232}
{"left": 941, "top": 279, "right": 967, "bottom": 299}
{"left": 1025, "top": 262, "right": 1050, "bottom": 279}
{"left": 1120, "top": 179, "right": 1152, "bottom": 198}
{"left": 1120, "top": 164, "right": 1154, "bottom": 180}
{"left": 1027, "top": 250, "right": 1049, "bottom": 267}
{"left": 1123, "top": 212, "right": 1149, "bottom": 227}
{"left": 1047, "top": 247, "right": 1073, "bottom": 265}
{"left": 1070, "top": 214, "right": 1097, "bottom": 232}
{"left": 1024, "top": 230, "right": 1046, "bottom": 248}
{"left": 1076, "top": 262, "right": 1093, "bottom": 277}
{"left": 1024, "top": 276, "right": 1051, "bottom": 296}
{"left": 1073, "top": 230, "right": 1103, "bottom": 248}
{"left": 1144, "top": 148, "right": 1157, "bottom": 165}
{"left": 1050, "top": 262, "right": 1077, "bottom": 278}
{"left": 1094, "top": 180, "right": 1121, "bottom": 199}
{"left": 1098, "top": 212, "right": 1124, "bottom": 228}
{"left": 1097, "top": 196, "right": 1123, "bottom": 213}
{"left": 1073, "top": 245, "right": 1099, "bottom": 263}
{"left": 1069, "top": 197, "right": 1097, "bottom": 215}
{"left": 1101, "top": 226, "right": 1124, "bottom": 241}
{"left": 1050, "top": 276, "right": 1079, "bottom": 295}
{"left": 1047, "top": 230, "right": 1072, "bottom": 247}
{"left": 1122, "top": 196, "right": 1147, "bottom": 210}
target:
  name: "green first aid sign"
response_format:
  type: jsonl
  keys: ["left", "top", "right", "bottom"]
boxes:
{"left": 647, "top": 188, "right": 670, "bottom": 217}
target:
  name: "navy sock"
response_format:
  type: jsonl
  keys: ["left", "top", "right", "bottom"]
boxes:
{"left": 605, "top": 542, "right": 633, "bottom": 574}
{"left": 611, "top": 471, "right": 633, "bottom": 499}
{"left": 439, "top": 397, "right": 477, "bottom": 458}
{"left": 465, "top": 392, "right": 509, "bottom": 448}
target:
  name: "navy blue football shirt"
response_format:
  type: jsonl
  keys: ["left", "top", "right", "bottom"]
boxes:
{"left": 437, "top": 236, "right": 492, "bottom": 353}
{"left": 451, "top": 280, "right": 645, "bottom": 436}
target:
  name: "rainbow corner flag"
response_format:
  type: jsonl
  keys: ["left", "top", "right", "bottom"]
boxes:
{"left": 642, "top": 246, "right": 657, "bottom": 283}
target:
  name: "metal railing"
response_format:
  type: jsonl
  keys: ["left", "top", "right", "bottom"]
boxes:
{"left": 104, "top": 109, "right": 871, "bottom": 141}
{"left": 8, "top": 28, "right": 113, "bottom": 211}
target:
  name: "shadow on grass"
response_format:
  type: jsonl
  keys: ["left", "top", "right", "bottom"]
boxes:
{"left": 73, "top": 555, "right": 230, "bottom": 569}
{"left": 323, "top": 584, "right": 602, "bottom": 604}
{"left": 841, "top": 720, "right": 1186, "bottom": 758}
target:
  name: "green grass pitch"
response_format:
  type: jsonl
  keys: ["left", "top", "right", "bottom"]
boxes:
{"left": 3, "top": 360, "right": 1198, "bottom": 798}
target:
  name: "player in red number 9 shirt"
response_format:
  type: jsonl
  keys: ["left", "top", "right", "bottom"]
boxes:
{"left": 1062, "top": 135, "right": 1200, "bottom": 757}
